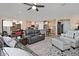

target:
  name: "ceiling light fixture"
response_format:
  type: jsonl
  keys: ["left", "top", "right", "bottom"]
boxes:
{"left": 32, "top": 5, "right": 36, "bottom": 10}
{"left": 24, "top": 3, "right": 45, "bottom": 11}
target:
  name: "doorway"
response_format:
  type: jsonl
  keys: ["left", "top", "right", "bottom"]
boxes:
{"left": 57, "top": 22, "right": 63, "bottom": 35}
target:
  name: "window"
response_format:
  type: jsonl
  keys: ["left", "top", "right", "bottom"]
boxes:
{"left": 3, "top": 21, "right": 12, "bottom": 27}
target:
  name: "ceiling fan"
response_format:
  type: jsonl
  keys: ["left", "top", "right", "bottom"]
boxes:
{"left": 23, "top": 3, "right": 45, "bottom": 12}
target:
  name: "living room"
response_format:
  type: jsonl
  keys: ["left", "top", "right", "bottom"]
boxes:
{"left": 0, "top": 3, "right": 79, "bottom": 56}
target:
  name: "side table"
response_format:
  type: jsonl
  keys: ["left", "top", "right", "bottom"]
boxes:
{"left": 19, "top": 37, "right": 27, "bottom": 45}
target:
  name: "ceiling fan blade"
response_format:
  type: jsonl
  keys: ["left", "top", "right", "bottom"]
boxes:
{"left": 36, "top": 5, "right": 45, "bottom": 7}
{"left": 24, "top": 3, "right": 33, "bottom": 6}
{"left": 27, "top": 7, "right": 32, "bottom": 10}
{"left": 36, "top": 8, "right": 39, "bottom": 11}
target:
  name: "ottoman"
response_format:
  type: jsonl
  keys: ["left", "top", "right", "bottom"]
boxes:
{"left": 52, "top": 38, "right": 71, "bottom": 51}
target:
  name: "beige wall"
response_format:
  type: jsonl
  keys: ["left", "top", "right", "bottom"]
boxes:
{"left": 0, "top": 15, "right": 79, "bottom": 35}
{"left": 69, "top": 16, "right": 79, "bottom": 29}
{"left": 21, "top": 21, "right": 36, "bottom": 30}
{"left": 54, "top": 16, "right": 79, "bottom": 35}
{"left": 56, "top": 16, "right": 79, "bottom": 30}
{"left": 21, "top": 18, "right": 79, "bottom": 35}
{"left": 45, "top": 20, "right": 57, "bottom": 35}
{"left": 48, "top": 20, "right": 56, "bottom": 28}
{"left": 21, "top": 21, "right": 27, "bottom": 30}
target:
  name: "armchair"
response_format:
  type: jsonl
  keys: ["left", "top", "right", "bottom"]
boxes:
{"left": 60, "top": 30, "right": 79, "bottom": 48}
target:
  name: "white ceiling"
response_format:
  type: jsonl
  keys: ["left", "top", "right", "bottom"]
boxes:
{"left": 0, "top": 3, "right": 79, "bottom": 21}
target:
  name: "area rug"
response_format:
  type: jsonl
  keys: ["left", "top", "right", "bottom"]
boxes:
{"left": 26, "top": 37, "right": 79, "bottom": 56}
{"left": 50, "top": 45, "right": 79, "bottom": 56}
{"left": 26, "top": 37, "right": 52, "bottom": 56}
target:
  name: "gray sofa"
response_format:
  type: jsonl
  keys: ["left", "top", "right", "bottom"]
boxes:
{"left": 25, "top": 28, "right": 45, "bottom": 44}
